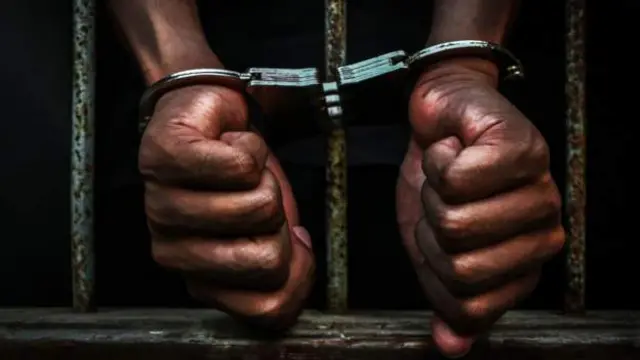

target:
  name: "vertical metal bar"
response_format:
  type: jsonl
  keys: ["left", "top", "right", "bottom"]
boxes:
{"left": 71, "top": 0, "right": 97, "bottom": 312}
{"left": 565, "top": 0, "right": 586, "bottom": 314}
{"left": 324, "top": 0, "right": 348, "bottom": 311}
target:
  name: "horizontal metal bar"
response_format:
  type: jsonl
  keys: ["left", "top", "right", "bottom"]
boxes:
{"left": 0, "top": 310, "right": 638, "bottom": 360}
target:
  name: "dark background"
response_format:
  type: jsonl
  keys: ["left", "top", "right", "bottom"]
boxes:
{"left": 0, "top": 0, "right": 636, "bottom": 310}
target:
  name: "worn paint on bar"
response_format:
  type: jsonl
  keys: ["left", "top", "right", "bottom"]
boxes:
{"left": 565, "top": 0, "right": 586, "bottom": 314}
{"left": 325, "top": 0, "right": 348, "bottom": 312}
{"left": 71, "top": 0, "right": 96, "bottom": 312}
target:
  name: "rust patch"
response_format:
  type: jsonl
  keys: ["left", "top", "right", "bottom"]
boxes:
{"left": 324, "top": 0, "right": 348, "bottom": 312}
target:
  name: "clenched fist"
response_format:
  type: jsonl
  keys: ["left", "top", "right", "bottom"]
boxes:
{"left": 139, "top": 85, "right": 315, "bottom": 329}
{"left": 397, "top": 58, "right": 565, "bottom": 357}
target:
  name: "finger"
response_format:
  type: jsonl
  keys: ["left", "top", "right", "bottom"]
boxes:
{"left": 415, "top": 219, "right": 541, "bottom": 334}
{"left": 451, "top": 270, "right": 540, "bottom": 335}
{"left": 416, "top": 217, "right": 563, "bottom": 294}
{"left": 412, "top": 219, "right": 467, "bottom": 318}
{"left": 139, "top": 130, "right": 268, "bottom": 190}
{"left": 443, "top": 226, "right": 564, "bottom": 292}
{"left": 431, "top": 316, "right": 475, "bottom": 359}
{"left": 421, "top": 174, "right": 562, "bottom": 252}
{"left": 423, "top": 129, "right": 550, "bottom": 203}
{"left": 185, "top": 227, "right": 315, "bottom": 329}
{"left": 145, "top": 169, "right": 285, "bottom": 237}
{"left": 428, "top": 271, "right": 540, "bottom": 346}
{"left": 152, "top": 224, "right": 292, "bottom": 290}
{"left": 265, "top": 154, "right": 300, "bottom": 226}
{"left": 422, "top": 136, "right": 462, "bottom": 191}
{"left": 220, "top": 131, "right": 269, "bottom": 170}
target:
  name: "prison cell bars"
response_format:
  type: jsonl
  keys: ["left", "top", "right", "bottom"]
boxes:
{"left": 565, "top": 0, "right": 586, "bottom": 314}
{"left": 70, "top": 0, "right": 587, "bottom": 314}
{"left": 71, "top": 0, "right": 96, "bottom": 312}
{"left": 324, "top": 0, "right": 349, "bottom": 312}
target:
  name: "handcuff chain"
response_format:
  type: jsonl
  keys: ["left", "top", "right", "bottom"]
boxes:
{"left": 139, "top": 40, "right": 525, "bottom": 133}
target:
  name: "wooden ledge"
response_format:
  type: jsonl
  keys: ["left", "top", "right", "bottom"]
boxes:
{"left": 0, "top": 309, "right": 638, "bottom": 359}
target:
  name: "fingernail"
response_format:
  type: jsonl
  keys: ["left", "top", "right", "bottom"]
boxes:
{"left": 292, "top": 226, "right": 312, "bottom": 249}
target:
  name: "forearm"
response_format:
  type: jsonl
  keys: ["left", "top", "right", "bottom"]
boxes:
{"left": 427, "top": 0, "right": 519, "bottom": 45}
{"left": 109, "top": 0, "right": 221, "bottom": 84}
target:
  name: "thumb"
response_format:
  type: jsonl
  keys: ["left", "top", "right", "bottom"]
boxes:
{"left": 431, "top": 316, "right": 475, "bottom": 358}
{"left": 220, "top": 131, "right": 269, "bottom": 170}
{"left": 422, "top": 136, "right": 463, "bottom": 190}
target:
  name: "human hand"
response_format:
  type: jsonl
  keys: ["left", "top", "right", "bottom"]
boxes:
{"left": 139, "top": 85, "right": 315, "bottom": 329}
{"left": 396, "top": 58, "right": 565, "bottom": 357}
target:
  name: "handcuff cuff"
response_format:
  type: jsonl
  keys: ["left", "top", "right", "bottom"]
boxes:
{"left": 138, "top": 40, "right": 524, "bottom": 133}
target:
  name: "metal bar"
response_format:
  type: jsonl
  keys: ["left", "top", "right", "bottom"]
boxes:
{"left": 70, "top": 0, "right": 97, "bottom": 312}
{"left": 564, "top": 0, "right": 586, "bottom": 314}
{"left": 2, "top": 309, "right": 640, "bottom": 360}
{"left": 324, "top": 0, "right": 348, "bottom": 311}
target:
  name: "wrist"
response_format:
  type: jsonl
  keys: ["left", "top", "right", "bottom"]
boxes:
{"left": 139, "top": 43, "right": 224, "bottom": 85}
{"left": 416, "top": 57, "right": 500, "bottom": 90}
{"left": 110, "top": 0, "right": 223, "bottom": 85}
{"left": 426, "top": 32, "right": 506, "bottom": 47}
{"left": 426, "top": 0, "right": 517, "bottom": 47}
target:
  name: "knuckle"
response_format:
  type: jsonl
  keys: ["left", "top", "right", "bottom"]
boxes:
{"left": 230, "top": 149, "right": 261, "bottom": 182}
{"left": 249, "top": 236, "right": 290, "bottom": 288}
{"left": 547, "top": 226, "right": 567, "bottom": 256}
{"left": 143, "top": 189, "right": 170, "bottom": 226}
{"left": 460, "top": 298, "right": 492, "bottom": 327}
{"left": 253, "top": 187, "right": 283, "bottom": 228}
{"left": 143, "top": 185, "right": 182, "bottom": 231}
{"left": 432, "top": 207, "right": 469, "bottom": 240}
{"left": 437, "top": 169, "right": 466, "bottom": 202}
{"left": 544, "top": 194, "right": 562, "bottom": 220}
{"left": 138, "top": 133, "right": 167, "bottom": 177}
{"left": 546, "top": 181, "right": 563, "bottom": 214}
{"left": 529, "top": 137, "right": 550, "bottom": 168}
{"left": 449, "top": 258, "right": 480, "bottom": 287}
{"left": 536, "top": 174, "right": 562, "bottom": 220}
{"left": 150, "top": 242, "right": 173, "bottom": 269}
{"left": 246, "top": 172, "right": 285, "bottom": 231}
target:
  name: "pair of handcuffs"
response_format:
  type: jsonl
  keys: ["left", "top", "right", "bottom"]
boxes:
{"left": 138, "top": 40, "right": 524, "bottom": 133}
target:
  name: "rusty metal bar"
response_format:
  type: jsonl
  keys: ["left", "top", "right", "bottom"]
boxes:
{"left": 564, "top": 0, "right": 586, "bottom": 314}
{"left": 70, "top": 0, "right": 97, "bottom": 312}
{"left": 324, "top": 0, "right": 348, "bottom": 311}
{"left": 2, "top": 309, "right": 640, "bottom": 359}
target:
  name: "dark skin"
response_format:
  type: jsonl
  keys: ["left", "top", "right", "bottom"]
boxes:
{"left": 110, "top": 0, "right": 565, "bottom": 357}
{"left": 395, "top": 1, "right": 564, "bottom": 356}
{"left": 397, "top": 57, "right": 564, "bottom": 357}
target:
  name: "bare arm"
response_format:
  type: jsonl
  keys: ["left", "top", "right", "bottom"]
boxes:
{"left": 108, "top": 0, "right": 222, "bottom": 85}
{"left": 427, "top": 0, "right": 519, "bottom": 45}
{"left": 110, "top": 1, "right": 315, "bottom": 328}
{"left": 399, "top": 2, "right": 558, "bottom": 358}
